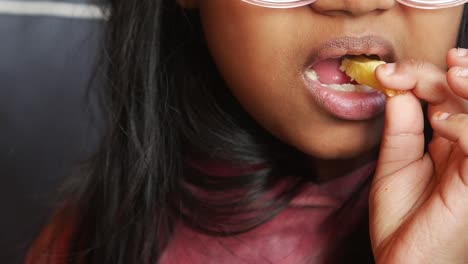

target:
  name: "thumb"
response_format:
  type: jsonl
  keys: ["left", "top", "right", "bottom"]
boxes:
{"left": 370, "top": 65, "right": 433, "bottom": 247}
{"left": 375, "top": 87, "right": 425, "bottom": 179}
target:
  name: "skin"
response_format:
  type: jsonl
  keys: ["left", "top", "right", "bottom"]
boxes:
{"left": 178, "top": 0, "right": 468, "bottom": 262}
{"left": 180, "top": 0, "right": 463, "bottom": 181}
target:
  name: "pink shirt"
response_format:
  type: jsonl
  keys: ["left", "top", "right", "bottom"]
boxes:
{"left": 27, "top": 162, "right": 375, "bottom": 264}
{"left": 159, "top": 162, "right": 375, "bottom": 264}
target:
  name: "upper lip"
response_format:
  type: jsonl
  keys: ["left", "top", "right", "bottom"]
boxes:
{"left": 307, "top": 35, "right": 397, "bottom": 67}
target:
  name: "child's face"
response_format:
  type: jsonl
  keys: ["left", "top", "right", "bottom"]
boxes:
{"left": 194, "top": 1, "right": 463, "bottom": 160}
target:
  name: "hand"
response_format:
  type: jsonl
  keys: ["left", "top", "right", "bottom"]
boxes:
{"left": 369, "top": 48, "right": 468, "bottom": 264}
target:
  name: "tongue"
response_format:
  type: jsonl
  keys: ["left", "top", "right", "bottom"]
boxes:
{"left": 311, "top": 58, "right": 352, "bottom": 85}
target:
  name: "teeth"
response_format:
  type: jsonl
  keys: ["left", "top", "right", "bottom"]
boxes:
{"left": 356, "top": 85, "right": 375, "bottom": 92}
{"left": 305, "top": 69, "right": 375, "bottom": 93}
{"left": 305, "top": 69, "right": 319, "bottom": 81}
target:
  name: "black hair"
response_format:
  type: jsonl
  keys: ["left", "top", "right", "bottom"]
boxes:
{"left": 46, "top": 2, "right": 468, "bottom": 264}
{"left": 62, "top": 1, "right": 309, "bottom": 263}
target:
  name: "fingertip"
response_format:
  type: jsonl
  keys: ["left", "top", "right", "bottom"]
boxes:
{"left": 375, "top": 63, "right": 414, "bottom": 90}
{"left": 447, "top": 48, "right": 468, "bottom": 68}
{"left": 447, "top": 66, "right": 468, "bottom": 99}
{"left": 432, "top": 111, "right": 451, "bottom": 121}
{"left": 375, "top": 63, "right": 389, "bottom": 81}
{"left": 430, "top": 113, "right": 468, "bottom": 145}
{"left": 378, "top": 63, "right": 396, "bottom": 77}
{"left": 456, "top": 47, "right": 468, "bottom": 57}
{"left": 429, "top": 112, "right": 453, "bottom": 140}
{"left": 450, "top": 66, "right": 468, "bottom": 78}
{"left": 375, "top": 63, "right": 395, "bottom": 88}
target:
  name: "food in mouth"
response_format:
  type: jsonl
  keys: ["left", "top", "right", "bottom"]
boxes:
{"left": 304, "top": 56, "right": 387, "bottom": 121}
{"left": 340, "top": 55, "right": 405, "bottom": 97}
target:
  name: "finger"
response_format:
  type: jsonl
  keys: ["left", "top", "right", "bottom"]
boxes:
{"left": 447, "top": 66, "right": 468, "bottom": 99}
{"left": 446, "top": 47, "right": 468, "bottom": 69}
{"left": 446, "top": 48, "right": 468, "bottom": 100}
{"left": 375, "top": 91, "right": 425, "bottom": 178}
{"left": 431, "top": 112, "right": 468, "bottom": 156}
{"left": 428, "top": 136, "right": 453, "bottom": 177}
{"left": 376, "top": 59, "right": 448, "bottom": 105}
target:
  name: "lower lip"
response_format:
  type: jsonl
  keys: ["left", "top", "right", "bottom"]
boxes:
{"left": 303, "top": 74, "right": 386, "bottom": 121}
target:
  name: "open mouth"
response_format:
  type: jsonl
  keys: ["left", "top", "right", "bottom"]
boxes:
{"left": 301, "top": 36, "right": 395, "bottom": 120}
{"left": 305, "top": 54, "right": 382, "bottom": 93}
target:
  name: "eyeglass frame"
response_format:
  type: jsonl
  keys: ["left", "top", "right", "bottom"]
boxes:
{"left": 240, "top": 0, "right": 468, "bottom": 9}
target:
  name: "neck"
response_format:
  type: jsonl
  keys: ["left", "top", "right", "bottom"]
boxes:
{"left": 310, "top": 148, "right": 379, "bottom": 183}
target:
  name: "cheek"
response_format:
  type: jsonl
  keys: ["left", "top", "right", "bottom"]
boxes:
{"left": 200, "top": 6, "right": 304, "bottom": 82}
{"left": 198, "top": 6, "right": 385, "bottom": 159}
{"left": 400, "top": 7, "right": 463, "bottom": 66}
{"left": 199, "top": 6, "right": 311, "bottom": 131}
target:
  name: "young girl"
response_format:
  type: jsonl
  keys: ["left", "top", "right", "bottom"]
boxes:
{"left": 27, "top": 0, "right": 468, "bottom": 263}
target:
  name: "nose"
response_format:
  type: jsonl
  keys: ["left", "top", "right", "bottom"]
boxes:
{"left": 311, "top": 0, "right": 397, "bottom": 16}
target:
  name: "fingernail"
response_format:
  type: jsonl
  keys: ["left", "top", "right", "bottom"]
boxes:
{"left": 457, "top": 47, "right": 468, "bottom": 57}
{"left": 381, "top": 63, "right": 396, "bottom": 76}
{"left": 456, "top": 67, "right": 468, "bottom": 77}
{"left": 434, "top": 111, "right": 451, "bottom": 121}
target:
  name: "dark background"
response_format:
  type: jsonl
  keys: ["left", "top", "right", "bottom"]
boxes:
{"left": 0, "top": 1, "right": 105, "bottom": 263}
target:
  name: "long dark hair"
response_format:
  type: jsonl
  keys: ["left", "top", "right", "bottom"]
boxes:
{"left": 54, "top": 2, "right": 468, "bottom": 264}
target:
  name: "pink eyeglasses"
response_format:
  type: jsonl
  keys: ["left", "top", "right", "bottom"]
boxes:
{"left": 241, "top": 0, "right": 467, "bottom": 9}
